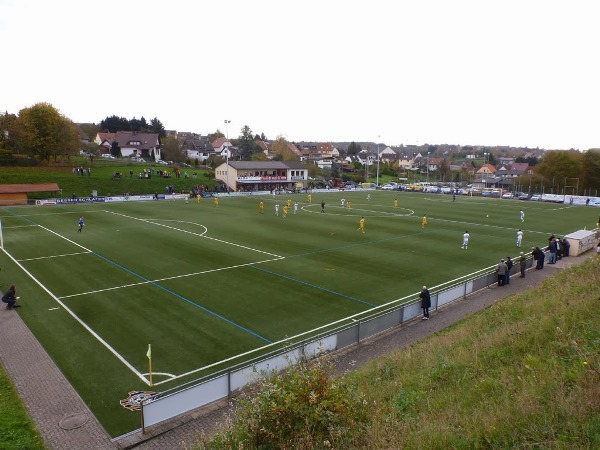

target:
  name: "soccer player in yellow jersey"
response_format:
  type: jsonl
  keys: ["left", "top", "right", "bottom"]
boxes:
{"left": 394, "top": 198, "right": 398, "bottom": 208}
{"left": 358, "top": 216, "right": 365, "bottom": 233}
{"left": 213, "top": 197, "right": 219, "bottom": 207}
{"left": 422, "top": 214, "right": 427, "bottom": 228}
{"left": 307, "top": 193, "right": 312, "bottom": 203}
{"left": 287, "top": 198, "right": 292, "bottom": 208}
{"left": 259, "top": 200, "right": 264, "bottom": 214}
{"left": 196, "top": 194, "right": 201, "bottom": 204}
{"left": 283, "top": 205, "right": 288, "bottom": 218}
{"left": 346, "top": 200, "right": 351, "bottom": 209}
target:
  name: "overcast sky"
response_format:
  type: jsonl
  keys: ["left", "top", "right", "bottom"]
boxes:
{"left": 1, "top": 0, "right": 598, "bottom": 150}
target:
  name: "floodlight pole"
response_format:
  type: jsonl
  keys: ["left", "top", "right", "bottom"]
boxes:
{"left": 224, "top": 119, "right": 231, "bottom": 193}
{"left": 376, "top": 136, "right": 380, "bottom": 187}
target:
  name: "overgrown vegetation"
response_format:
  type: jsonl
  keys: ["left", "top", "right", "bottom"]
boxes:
{"left": 195, "top": 358, "right": 371, "bottom": 449}
{"left": 0, "top": 366, "right": 46, "bottom": 449}
{"left": 195, "top": 257, "right": 600, "bottom": 449}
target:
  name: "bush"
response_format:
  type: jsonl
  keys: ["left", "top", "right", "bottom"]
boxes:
{"left": 196, "top": 357, "right": 370, "bottom": 449}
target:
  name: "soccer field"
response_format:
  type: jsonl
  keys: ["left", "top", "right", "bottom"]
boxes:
{"left": 0, "top": 190, "right": 597, "bottom": 436}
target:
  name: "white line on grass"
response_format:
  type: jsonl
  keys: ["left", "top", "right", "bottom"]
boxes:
{"left": 106, "top": 210, "right": 284, "bottom": 258}
{"left": 300, "top": 204, "right": 414, "bottom": 217}
{"left": 2, "top": 224, "right": 39, "bottom": 229}
{"left": 1, "top": 246, "right": 150, "bottom": 385}
{"left": 18, "top": 251, "right": 91, "bottom": 262}
{"left": 58, "top": 257, "right": 284, "bottom": 299}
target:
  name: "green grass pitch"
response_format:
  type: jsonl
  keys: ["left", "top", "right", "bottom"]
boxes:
{"left": 0, "top": 190, "right": 597, "bottom": 436}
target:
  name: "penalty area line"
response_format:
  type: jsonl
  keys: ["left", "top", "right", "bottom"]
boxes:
{"left": 1, "top": 246, "right": 150, "bottom": 385}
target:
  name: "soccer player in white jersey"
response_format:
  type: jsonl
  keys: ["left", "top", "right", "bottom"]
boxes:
{"left": 516, "top": 229, "right": 524, "bottom": 247}
{"left": 461, "top": 231, "right": 470, "bottom": 249}
{"left": 520, "top": 209, "right": 525, "bottom": 222}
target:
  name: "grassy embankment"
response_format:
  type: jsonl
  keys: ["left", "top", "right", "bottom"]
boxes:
{"left": 0, "top": 158, "right": 217, "bottom": 199}
{"left": 198, "top": 256, "right": 600, "bottom": 449}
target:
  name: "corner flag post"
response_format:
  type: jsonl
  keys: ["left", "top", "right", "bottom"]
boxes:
{"left": 147, "top": 344, "right": 153, "bottom": 386}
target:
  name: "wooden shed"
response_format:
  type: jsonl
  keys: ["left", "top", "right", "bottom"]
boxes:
{"left": 0, "top": 184, "right": 61, "bottom": 205}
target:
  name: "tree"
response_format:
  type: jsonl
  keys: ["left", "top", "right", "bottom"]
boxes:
{"left": 99, "top": 115, "right": 129, "bottom": 133}
{"left": 161, "top": 136, "right": 185, "bottom": 162}
{"left": 347, "top": 141, "right": 360, "bottom": 156}
{"left": 238, "top": 125, "right": 259, "bottom": 160}
{"left": 110, "top": 141, "right": 120, "bottom": 158}
{"left": 439, "top": 158, "right": 451, "bottom": 182}
{"left": 16, "top": 103, "right": 79, "bottom": 161}
{"left": 270, "top": 135, "right": 298, "bottom": 161}
{"left": 208, "top": 130, "right": 225, "bottom": 143}
{"left": 535, "top": 151, "right": 583, "bottom": 192}
{"left": 580, "top": 150, "right": 600, "bottom": 193}
{"left": 150, "top": 117, "right": 166, "bottom": 138}
{"left": 78, "top": 123, "right": 99, "bottom": 141}
{"left": 0, "top": 112, "right": 18, "bottom": 153}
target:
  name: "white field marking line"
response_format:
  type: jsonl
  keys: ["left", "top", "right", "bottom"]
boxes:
{"left": 18, "top": 251, "right": 91, "bottom": 262}
{"left": 35, "top": 223, "right": 93, "bottom": 253}
{"left": 300, "top": 204, "right": 414, "bottom": 217}
{"left": 142, "top": 372, "right": 176, "bottom": 379}
{"left": 428, "top": 217, "right": 554, "bottom": 236}
{"left": 1, "top": 246, "right": 149, "bottom": 385}
{"left": 2, "top": 224, "right": 39, "bottom": 229}
{"left": 106, "top": 210, "right": 284, "bottom": 258}
{"left": 58, "top": 257, "right": 284, "bottom": 299}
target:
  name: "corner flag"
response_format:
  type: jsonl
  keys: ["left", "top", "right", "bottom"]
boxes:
{"left": 146, "top": 344, "right": 153, "bottom": 386}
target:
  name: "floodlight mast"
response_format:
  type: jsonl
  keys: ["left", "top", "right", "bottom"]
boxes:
{"left": 224, "top": 119, "right": 231, "bottom": 193}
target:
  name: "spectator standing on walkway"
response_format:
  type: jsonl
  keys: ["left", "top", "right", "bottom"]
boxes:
{"left": 496, "top": 259, "right": 508, "bottom": 286}
{"left": 562, "top": 238, "right": 570, "bottom": 257}
{"left": 518, "top": 252, "right": 527, "bottom": 277}
{"left": 532, "top": 246, "right": 545, "bottom": 269}
{"left": 505, "top": 256, "right": 513, "bottom": 285}
{"left": 548, "top": 238, "right": 558, "bottom": 264}
{"left": 419, "top": 286, "right": 431, "bottom": 320}
{"left": 2, "top": 285, "right": 20, "bottom": 309}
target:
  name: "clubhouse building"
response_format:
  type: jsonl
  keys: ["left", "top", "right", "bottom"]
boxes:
{"left": 214, "top": 161, "right": 309, "bottom": 192}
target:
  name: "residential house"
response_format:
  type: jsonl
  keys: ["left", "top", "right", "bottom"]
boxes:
{"left": 476, "top": 163, "right": 497, "bottom": 178}
{"left": 114, "top": 131, "right": 161, "bottom": 160}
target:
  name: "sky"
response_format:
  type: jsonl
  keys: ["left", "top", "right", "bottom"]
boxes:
{"left": 1, "top": 0, "right": 598, "bottom": 150}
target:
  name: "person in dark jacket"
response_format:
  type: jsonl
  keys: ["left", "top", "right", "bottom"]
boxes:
{"left": 532, "top": 246, "right": 545, "bottom": 269}
{"left": 419, "top": 286, "right": 431, "bottom": 320}
{"left": 548, "top": 238, "right": 558, "bottom": 264}
{"left": 504, "top": 256, "right": 513, "bottom": 285}
{"left": 2, "top": 285, "right": 19, "bottom": 310}
{"left": 561, "top": 238, "right": 570, "bottom": 257}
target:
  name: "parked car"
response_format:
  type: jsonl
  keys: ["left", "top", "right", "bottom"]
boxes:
{"left": 502, "top": 192, "right": 514, "bottom": 199}
{"left": 530, "top": 194, "right": 542, "bottom": 201}
{"left": 518, "top": 193, "right": 531, "bottom": 200}
{"left": 381, "top": 183, "right": 396, "bottom": 190}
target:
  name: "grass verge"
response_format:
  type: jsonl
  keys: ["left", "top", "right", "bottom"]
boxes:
{"left": 0, "top": 365, "right": 46, "bottom": 449}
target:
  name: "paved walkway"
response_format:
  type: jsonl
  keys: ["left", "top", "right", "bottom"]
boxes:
{"left": 0, "top": 251, "right": 595, "bottom": 450}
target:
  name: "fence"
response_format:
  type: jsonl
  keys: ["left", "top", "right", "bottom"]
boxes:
{"left": 140, "top": 253, "right": 542, "bottom": 432}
